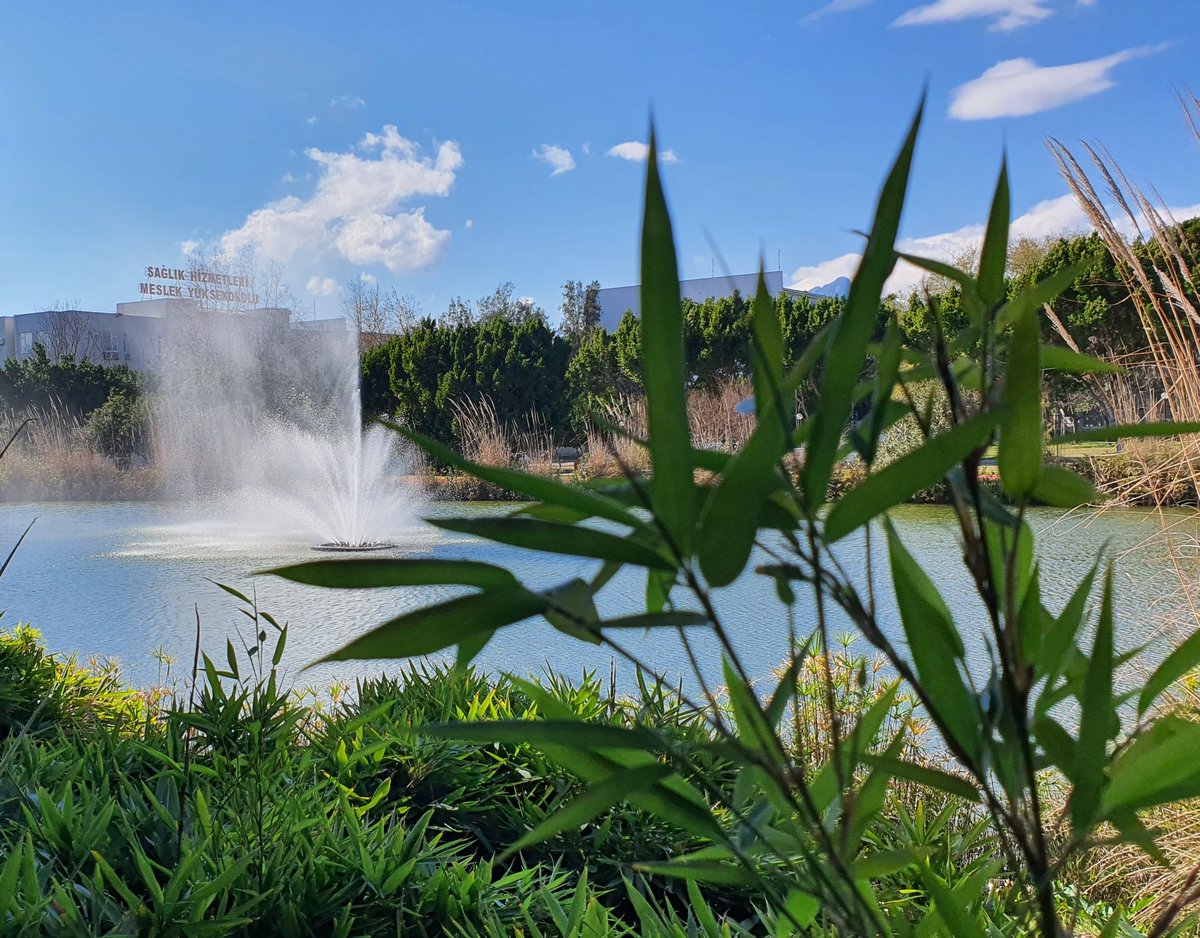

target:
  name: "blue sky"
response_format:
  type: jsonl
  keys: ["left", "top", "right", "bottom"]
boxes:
{"left": 0, "top": 1, "right": 1195, "bottom": 321}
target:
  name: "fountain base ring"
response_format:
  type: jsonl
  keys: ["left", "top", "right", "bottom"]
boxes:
{"left": 312, "top": 541, "right": 396, "bottom": 553}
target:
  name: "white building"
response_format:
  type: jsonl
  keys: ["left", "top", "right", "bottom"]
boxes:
{"left": 594, "top": 270, "right": 792, "bottom": 331}
{"left": 0, "top": 299, "right": 346, "bottom": 371}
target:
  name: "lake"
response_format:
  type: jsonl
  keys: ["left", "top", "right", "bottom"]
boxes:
{"left": 1, "top": 499, "right": 1196, "bottom": 696}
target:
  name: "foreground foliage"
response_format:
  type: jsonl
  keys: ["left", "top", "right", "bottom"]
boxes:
{"left": 279, "top": 105, "right": 1200, "bottom": 936}
{"left": 0, "top": 623, "right": 1012, "bottom": 936}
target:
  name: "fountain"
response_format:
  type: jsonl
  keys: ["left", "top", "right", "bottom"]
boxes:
{"left": 156, "top": 303, "right": 417, "bottom": 549}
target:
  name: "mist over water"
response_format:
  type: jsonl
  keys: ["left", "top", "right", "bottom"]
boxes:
{"left": 155, "top": 306, "right": 419, "bottom": 547}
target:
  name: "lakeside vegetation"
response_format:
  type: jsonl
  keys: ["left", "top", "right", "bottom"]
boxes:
{"left": 5, "top": 93, "right": 1200, "bottom": 936}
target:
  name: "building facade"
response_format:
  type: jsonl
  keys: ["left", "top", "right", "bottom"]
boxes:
{"left": 0, "top": 300, "right": 346, "bottom": 372}
{"left": 594, "top": 270, "right": 789, "bottom": 331}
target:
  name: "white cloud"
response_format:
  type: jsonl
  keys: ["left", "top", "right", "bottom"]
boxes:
{"left": 220, "top": 125, "right": 462, "bottom": 273}
{"left": 606, "top": 141, "right": 680, "bottom": 164}
{"left": 894, "top": 0, "right": 1054, "bottom": 30}
{"left": 306, "top": 276, "right": 339, "bottom": 296}
{"left": 179, "top": 239, "right": 201, "bottom": 256}
{"left": 949, "top": 45, "right": 1166, "bottom": 120}
{"left": 532, "top": 144, "right": 576, "bottom": 176}
{"left": 306, "top": 115, "right": 318, "bottom": 125}
{"left": 803, "top": 0, "right": 877, "bottom": 25}
{"left": 329, "top": 95, "right": 366, "bottom": 109}
{"left": 789, "top": 194, "right": 1093, "bottom": 296}
{"left": 581, "top": 142, "right": 591, "bottom": 155}
{"left": 359, "top": 272, "right": 377, "bottom": 284}
{"left": 464, "top": 218, "right": 474, "bottom": 229}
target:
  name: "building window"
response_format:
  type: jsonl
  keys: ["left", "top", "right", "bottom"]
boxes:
{"left": 18, "top": 332, "right": 32, "bottom": 356}
{"left": 101, "top": 332, "right": 120, "bottom": 362}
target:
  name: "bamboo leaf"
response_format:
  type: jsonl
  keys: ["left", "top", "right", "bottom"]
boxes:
{"left": 862, "top": 755, "right": 980, "bottom": 802}
{"left": 996, "top": 257, "right": 1096, "bottom": 330}
{"left": 1139, "top": 630, "right": 1200, "bottom": 716}
{"left": 597, "top": 611, "right": 710, "bottom": 630}
{"left": 310, "top": 587, "right": 546, "bottom": 664}
{"left": 380, "top": 420, "right": 649, "bottom": 532}
{"left": 1052, "top": 421, "right": 1200, "bottom": 445}
{"left": 1102, "top": 716, "right": 1200, "bottom": 815}
{"left": 1041, "top": 345, "right": 1122, "bottom": 375}
{"left": 262, "top": 557, "right": 519, "bottom": 590}
{"left": 639, "top": 124, "right": 695, "bottom": 556}
{"left": 634, "top": 860, "right": 755, "bottom": 886}
{"left": 825, "top": 409, "right": 1000, "bottom": 542}
{"left": 803, "top": 95, "right": 923, "bottom": 506}
{"left": 424, "top": 718, "right": 664, "bottom": 751}
{"left": 977, "top": 157, "right": 1010, "bottom": 308}
{"left": 886, "top": 522, "right": 979, "bottom": 761}
{"left": 1071, "top": 566, "right": 1115, "bottom": 834}
{"left": 1032, "top": 465, "right": 1102, "bottom": 508}
{"left": 502, "top": 764, "right": 672, "bottom": 858}
{"left": 998, "top": 300, "right": 1043, "bottom": 498}
{"left": 431, "top": 517, "right": 675, "bottom": 571}
{"left": 698, "top": 276, "right": 790, "bottom": 586}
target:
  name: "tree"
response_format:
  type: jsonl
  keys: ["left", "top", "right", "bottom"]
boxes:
{"left": 343, "top": 278, "right": 418, "bottom": 349}
{"left": 184, "top": 246, "right": 300, "bottom": 318}
{"left": 37, "top": 301, "right": 95, "bottom": 361}
{"left": 478, "top": 282, "right": 547, "bottom": 326}
{"left": 440, "top": 296, "right": 475, "bottom": 327}
{"left": 559, "top": 279, "right": 602, "bottom": 348}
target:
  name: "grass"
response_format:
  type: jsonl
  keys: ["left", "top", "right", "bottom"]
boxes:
{"left": 0, "top": 622, "right": 1034, "bottom": 936}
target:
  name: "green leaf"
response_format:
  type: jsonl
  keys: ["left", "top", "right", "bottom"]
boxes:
{"left": 425, "top": 718, "right": 664, "bottom": 751}
{"left": 777, "top": 889, "right": 820, "bottom": 932}
{"left": 261, "top": 557, "right": 519, "bottom": 590}
{"left": 1051, "top": 421, "right": 1200, "bottom": 445}
{"left": 1139, "top": 630, "right": 1200, "bottom": 716}
{"left": 380, "top": 420, "right": 649, "bottom": 532}
{"left": 918, "top": 865, "right": 985, "bottom": 938}
{"left": 1041, "top": 345, "right": 1122, "bottom": 375}
{"left": 723, "top": 658, "right": 783, "bottom": 764}
{"left": 1071, "top": 566, "right": 1115, "bottom": 834}
{"left": 886, "top": 522, "right": 979, "bottom": 762}
{"left": 862, "top": 755, "right": 980, "bottom": 802}
{"left": 634, "top": 860, "right": 755, "bottom": 886}
{"left": 998, "top": 297, "right": 1043, "bottom": 499}
{"left": 542, "top": 577, "right": 601, "bottom": 644}
{"left": 430, "top": 517, "right": 674, "bottom": 571}
{"left": 639, "top": 125, "right": 695, "bottom": 556}
{"left": 1032, "top": 465, "right": 1102, "bottom": 508}
{"left": 698, "top": 277, "right": 790, "bottom": 586}
{"left": 596, "top": 611, "right": 710, "bottom": 630}
{"left": 977, "top": 156, "right": 1010, "bottom": 308}
{"left": 825, "top": 409, "right": 1000, "bottom": 542}
{"left": 1103, "top": 717, "right": 1200, "bottom": 816}
{"left": 996, "top": 257, "right": 1096, "bottom": 330}
{"left": 896, "top": 252, "right": 974, "bottom": 292}
{"left": 310, "top": 587, "right": 546, "bottom": 664}
{"left": 502, "top": 763, "right": 672, "bottom": 858}
{"left": 863, "top": 319, "right": 903, "bottom": 464}
{"left": 803, "top": 95, "right": 923, "bottom": 506}
{"left": 1035, "top": 563, "right": 1096, "bottom": 690}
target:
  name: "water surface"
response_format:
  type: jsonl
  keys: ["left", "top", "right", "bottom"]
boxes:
{"left": 0, "top": 500, "right": 1194, "bottom": 695}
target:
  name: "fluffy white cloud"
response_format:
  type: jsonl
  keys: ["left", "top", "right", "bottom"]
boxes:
{"left": 329, "top": 95, "right": 366, "bottom": 109}
{"left": 789, "top": 194, "right": 1094, "bottom": 296}
{"left": 606, "top": 141, "right": 680, "bottom": 164}
{"left": 179, "top": 239, "right": 201, "bottom": 256}
{"left": 532, "top": 144, "right": 576, "bottom": 176}
{"left": 894, "top": 0, "right": 1054, "bottom": 30}
{"left": 464, "top": 218, "right": 474, "bottom": 229}
{"left": 949, "top": 45, "right": 1166, "bottom": 120}
{"left": 306, "top": 116, "right": 318, "bottom": 126}
{"left": 220, "top": 125, "right": 462, "bottom": 273}
{"left": 306, "top": 276, "right": 339, "bottom": 296}
{"left": 359, "top": 272, "right": 377, "bottom": 284}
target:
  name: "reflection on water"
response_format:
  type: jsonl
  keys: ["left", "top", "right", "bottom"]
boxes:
{"left": 0, "top": 500, "right": 1196, "bottom": 694}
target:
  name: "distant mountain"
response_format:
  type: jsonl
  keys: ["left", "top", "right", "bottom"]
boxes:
{"left": 806, "top": 276, "right": 851, "bottom": 299}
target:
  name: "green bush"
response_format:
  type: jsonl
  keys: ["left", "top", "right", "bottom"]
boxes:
{"left": 292, "top": 109, "right": 1200, "bottom": 936}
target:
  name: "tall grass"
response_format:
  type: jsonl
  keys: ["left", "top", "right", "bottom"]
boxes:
{"left": 1048, "top": 91, "right": 1200, "bottom": 931}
